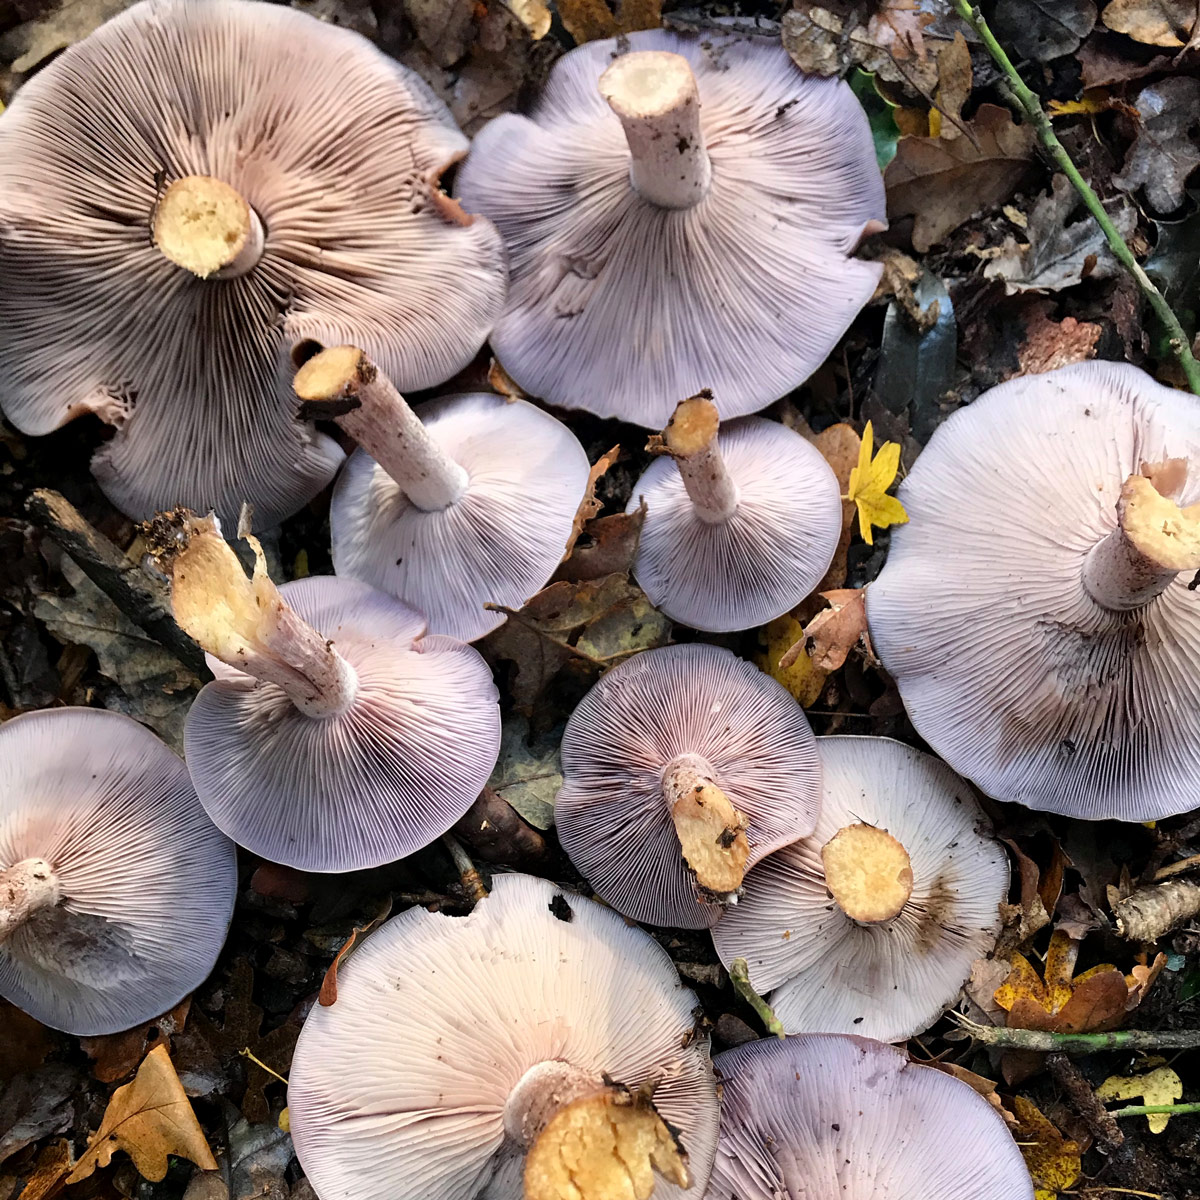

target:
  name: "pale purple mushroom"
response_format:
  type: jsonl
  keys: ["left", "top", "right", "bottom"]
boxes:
{"left": 707, "top": 1035, "right": 1033, "bottom": 1200}
{"left": 712, "top": 736, "right": 1008, "bottom": 1042}
{"left": 154, "top": 514, "right": 500, "bottom": 872}
{"left": 0, "top": 0, "right": 507, "bottom": 528}
{"left": 295, "top": 346, "right": 591, "bottom": 643}
{"left": 0, "top": 708, "right": 236, "bottom": 1036}
{"left": 289, "top": 873, "right": 720, "bottom": 1200}
{"left": 868, "top": 360, "right": 1200, "bottom": 821}
{"left": 555, "top": 643, "right": 821, "bottom": 929}
{"left": 455, "top": 28, "right": 885, "bottom": 428}
{"left": 628, "top": 394, "right": 843, "bottom": 631}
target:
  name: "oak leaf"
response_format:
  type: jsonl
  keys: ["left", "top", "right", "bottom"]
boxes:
{"left": 1097, "top": 1066, "right": 1183, "bottom": 1133}
{"left": 845, "top": 421, "right": 908, "bottom": 545}
{"left": 1102, "top": 0, "right": 1197, "bottom": 46}
{"left": 67, "top": 1045, "right": 217, "bottom": 1184}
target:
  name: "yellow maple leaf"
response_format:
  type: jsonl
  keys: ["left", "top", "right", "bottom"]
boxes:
{"left": 1013, "top": 1096, "right": 1080, "bottom": 1200}
{"left": 1097, "top": 1067, "right": 1184, "bottom": 1134}
{"left": 67, "top": 1045, "right": 217, "bottom": 1184}
{"left": 845, "top": 421, "right": 908, "bottom": 545}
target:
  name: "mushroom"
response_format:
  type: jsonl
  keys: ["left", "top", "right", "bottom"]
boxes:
{"left": 294, "top": 346, "right": 591, "bottom": 642}
{"left": 150, "top": 512, "right": 500, "bottom": 872}
{"left": 555, "top": 643, "right": 821, "bottom": 929}
{"left": 711, "top": 736, "right": 1008, "bottom": 1041}
{"left": 0, "top": 707, "right": 236, "bottom": 1036}
{"left": 0, "top": 0, "right": 507, "bottom": 528}
{"left": 455, "top": 29, "right": 885, "bottom": 428}
{"left": 707, "top": 1034, "right": 1033, "bottom": 1200}
{"left": 627, "top": 394, "right": 843, "bottom": 631}
{"left": 288, "top": 872, "right": 720, "bottom": 1200}
{"left": 867, "top": 360, "right": 1200, "bottom": 821}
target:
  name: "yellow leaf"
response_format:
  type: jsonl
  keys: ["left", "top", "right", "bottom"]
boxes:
{"left": 845, "top": 421, "right": 908, "bottom": 545}
{"left": 67, "top": 1045, "right": 218, "bottom": 1184}
{"left": 1097, "top": 1067, "right": 1183, "bottom": 1134}
{"left": 1048, "top": 90, "right": 1111, "bottom": 117}
{"left": 1013, "top": 1096, "right": 1080, "bottom": 1199}
{"left": 756, "top": 613, "right": 826, "bottom": 707}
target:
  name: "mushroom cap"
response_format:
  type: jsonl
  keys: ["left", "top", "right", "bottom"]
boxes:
{"left": 288, "top": 872, "right": 720, "bottom": 1200}
{"left": 866, "top": 360, "right": 1200, "bottom": 821}
{"left": 556, "top": 643, "right": 821, "bottom": 929}
{"left": 0, "top": 0, "right": 507, "bottom": 528}
{"left": 628, "top": 417, "right": 843, "bottom": 632}
{"left": 707, "top": 1035, "right": 1033, "bottom": 1200}
{"left": 0, "top": 708, "right": 236, "bottom": 1036}
{"left": 711, "top": 736, "right": 1008, "bottom": 1041}
{"left": 331, "top": 393, "right": 591, "bottom": 642}
{"left": 185, "top": 576, "right": 500, "bottom": 872}
{"left": 454, "top": 29, "right": 885, "bottom": 428}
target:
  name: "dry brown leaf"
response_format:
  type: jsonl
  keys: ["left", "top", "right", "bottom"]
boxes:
{"left": 1126, "top": 951, "right": 1167, "bottom": 1009}
{"left": 506, "top": 0, "right": 552, "bottom": 38}
{"left": 810, "top": 423, "right": 861, "bottom": 590}
{"left": 557, "top": 503, "right": 647, "bottom": 583}
{"left": 928, "top": 1063, "right": 1018, "bottom": 1128}
{"left": 886, "top": 104, "right": 1037, "bottom": 252}
{"left": 757, "top": 612, "right": 828, "bottom": 707}
{"left": 866, "top": 0, "right": 934, "bottom": 60}
{"left": 804, "top": 589, "right": 869, "bottom": 672}
{"left": 80, "top": 1000, "right": 191, "bottom": 1084}
{"left": 67, "top": 1045, "right": 217, "bottom": 1184}
{"left": 1114, "top": 77, "right": 1200, "bottom": 211}
{"left": 319, "top": 897, "right": 394, "bottom": 1007}
{"left": 1017, "top": 309, "right": 1102, "bottom": 375}
{"left": 0, "top": 1000, "right": 55, "bottom": 1084}
{"left": 562, "top": 446, "right": 620, "bottom": 563}
{"left": 932, "top": 32, "right": 972, "bottom": 139}
{"left": 557, "top": 0, "right": 660, "bottom": 42}
{"left": 1102, "top": 0, "right": 1198, "bottom": 45}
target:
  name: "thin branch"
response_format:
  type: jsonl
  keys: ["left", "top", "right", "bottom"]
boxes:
{"left": 950, "top": 1, "right": 1200, "bottom": 395}
{"left": 952, "top": 1014, "right": 1200, "bottom": 1053}
{"left": 730, "top": 958, "right": 785, "bottom": 1040}
{"left": 1111, "top": 1103, "right": 1200, "bottom": 1118}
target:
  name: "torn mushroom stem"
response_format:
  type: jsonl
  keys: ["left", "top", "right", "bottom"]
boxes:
{"left": 160, "top": 514, "right": 358, "bottom": 718}
{"left": 294, "top": 346, "right": 468, "bottom": 512}
{"left": 0, "top": 857, "right": 60, "bottom": 944}
{"left": 1083, "top": 470, "right": 1200, "bottom": 611}
{"left": 599, "top": 50, "right": 712, "bottom": 211}
{"left": 152, "top": 175, "right": 265, "bottom": 280}
{"left": 821, "top": 823, "right": 914, "bottom": 925}
{"left": 663, "top": 752, "right": 749, "bottom": 899}
{"left": 650, "top": 393, "right": 740, "bottom": 524}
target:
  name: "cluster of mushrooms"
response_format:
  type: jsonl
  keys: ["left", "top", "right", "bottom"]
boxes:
{"left": 4, "top": 1, "right": 1199, "bottom": 1198}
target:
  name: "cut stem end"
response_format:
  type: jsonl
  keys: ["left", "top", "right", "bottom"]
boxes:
{"left": 153, "top": 175, "right": 264, "bottom": 280}
{"left": 821, "top": 823, "right": 913, "bottom": 924}
{"left": 648, "top": 393, "right": 739, "bottom": 524}
{"left": 664, "top": 754, "right": 749, "bottom": 900}
{"left": 0, "top": 857, "right": 60, "bottom": 944}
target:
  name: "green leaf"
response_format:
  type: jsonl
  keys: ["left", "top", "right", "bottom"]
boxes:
{"left": 850, "top": 69, "right": 900, "bottom": 170}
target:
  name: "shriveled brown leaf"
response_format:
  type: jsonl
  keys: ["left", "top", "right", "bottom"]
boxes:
{"left": 558, "top": 503, "right": 647, "bottom": 583}
{"left": 932, "top": 32, "right": 972, "bottom": 139}
{"left": 0, "top": 1001, "right": 54, "bottom": 1084}
{"left": 866, "top": 0, "right": 934, "bottom": 60}
{"left": 811, "top": 423, "right": 861, "bottom": 590}
{"left": 319, "top": 897, "right": 393, "bottom": 1006}
{"left": 1126, "top": 951, "right": 1167, "bottom": 1009}
{"left": 803, "top": 589, "right": 869, "bottom": 672}
{"left": 67, "top": 1045, "right": 216, "bottom": 1184}
{"left": 80, "top": 1000, "right": 191, "bottom": 1084}
{"left": 1102, "top": 0, "right": 1198, "bottom": 45}
{"left": 562, "top": 446, "right": 620, "bottom": 563}
{"left": 1017, "top": 308, "right": 1102, "bottom": 375}
{"left": 1114, "top": 77, "right": 1200, "bottom": 212}
{"left": 886, "top": 104, "right": 1037, "bottom": 252}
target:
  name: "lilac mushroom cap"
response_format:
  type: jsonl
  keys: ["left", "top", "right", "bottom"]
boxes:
{"left": 712, "top": 737, "right": 1008, "bottom": 1041}
{"left": 867, "top": 361, "right": 1200, "bottom": 821}
{"left": 555, "top": 643, "right": 821, "bottom": 929}
{"left": 628, "top": 395, "right": 843, "bottom": 631}
{"left": 289, "top": 873, "right": 720, "bottom": 1200}
{"left": 0, "top": 708, "right": 236, "bottom": 1036}
{"left": 707, "top": 1035, "right": 1033, "bottom": 1200}
{"left": 0, "top": 0, "right": 507, "bottom": 528}
{"left": 455, "top": 29, "right": 885, "bottom": 428}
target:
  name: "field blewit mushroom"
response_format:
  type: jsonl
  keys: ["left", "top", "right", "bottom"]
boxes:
{"left": 295, "top": 346, "right": 591, "bottom": 642}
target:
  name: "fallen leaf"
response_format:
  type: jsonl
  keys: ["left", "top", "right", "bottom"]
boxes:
{"left": 886, "top": 104, "right": 1037, "bottom": 252}
{"left": 1114, "top": 77, "right": 1200, "bottom": 212}
{"left": 931, "top": 33, "right": 972, "bottom": 139}
{"left": 804, "top": 589, "right": 869, "bottom": 672}
{"left": 556, "top": 0, "right": 660, "bottom": 42}
{"left": 403, "top": 0, "right": 476, "bottom": 67}
{"left": 1048, "top": 89, "right": 1113, "bottom": 117}
{"left": 487, "top": 713, "right": 564, "bottom": 829}
{"left": 561, "top": 446, "right": 621, "bottom": 564}
{"left": 1013, "top": 1096, "right": 1081, "bottom": 1200}
{"left": 1126, "top": 951, "right": 1167, "bottom": 1008}
{"left": 757, "top": 613, "right": 828, "bottom": 707}
{"left": 80, "top": 999, "right": 191, "bottom": 1084}
{"left": 0, "top": 1138, "right": 70, "bottom": 1200}
{"left": 1017, "top": 308, "right": 1102, "bottom": 375}
{"left": 992, "top": 0, "right": 1098, "bottom": 61}
{"left": 781, "top": 5, "right": 845, "bottom": 76}
{"left": 1102, "top": 0, "right": 1197, "bottom": 45}
{"left": 227, "top": 1115, "right": 293, "bottom": 1200}
{"left": 0, "top": 1001, "right": 54, "bottom": 1084}
{"left": 807, "top": 422, "right": 861, "bottom": 589}
{"left": 866, "top": 0, "right": 934, "bottom": 61}
{"left": 0, "top": 1065, "right": 77, "bottom": 1165}
{"left": 928, "top": 1062, "right": 1018, "bottom": 1128}
{"left": 1079, "top": 33, "right": 1174, "bottom": 86}
{"left": 845, "top": 422, "right": 908, "bottom": 545}
{"left": 1097, "top": 1066, "right": 1183, "bottom": 1133}
{"left": 67, "top": 1045, "right": 216, "bottom": 1183}
{"left": 556, "top": 503, "right": 646, "bottom": 583}
{"left": 319, "top": 896, "right": 393, "bottom": 1006}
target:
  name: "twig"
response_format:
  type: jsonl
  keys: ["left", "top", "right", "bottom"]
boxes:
{"left": 1048, "top": 1053, "right": 1127, "bottom": 1158}
{"left": 1115, "top": 878, "right": 1200, "bottom": 942}
{"left": 1111, "top": 1103, "right": 1200, "bottom": 1118}
{"left": 442, "top": 834, "right": 488, "bottom": 904}
{"left": 952, "top": 1014, "right": 1200, "bottom": 1053}
{"left": 950, "top": 1, "right": 1200, "bottom": 396}
{"left": 1154, "top": 852, "right": 1200, "bottom": 882}
{"left": 26, "top": 488, "right": 207, "bottom": 676}
{"left": 729, "top": 958, "right": 785, "bottom": 1040}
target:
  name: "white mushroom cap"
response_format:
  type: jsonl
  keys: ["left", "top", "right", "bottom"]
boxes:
{"left": 331, "top": 393, "right": 592, "bottom": 642}
{"left": 185, "top": 576, "right": 500, "bottom": 872}
{"left": 0, "top": 708, "right": 236, "bottom": 1036}
{"left": 707, "top": 1035, "right": 1033, "bottom": 1200}
{"left": 628, "top": 416, "right": 843, "bottom": 632}
{"left": 0, "top": 0, "right": 507, "bottom": 527}
{"left": 455, "top": 29, "right": 885, "bottom": 428}
{"left": 556, "top": 643, "right": 821, "bottom": 929}
{"left": 711, "top": 737, "right": 1008, "bottom": 1042}
{"left": 288, "top": 872, "right": 720, "bottom": 1200}
{"left": 867, "top": 361, "right": 1200, "bottom": 821}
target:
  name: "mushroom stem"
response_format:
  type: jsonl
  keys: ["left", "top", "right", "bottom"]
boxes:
{"left": 599, "top": 50, "right": 712, "bottom": 211}
{"left": 0, "top": 857, "right": 60, "bottom": 944}
{"left": 294, "top": 346, "right": 468, "bottom": 513}
{"left": 505, "top": 1060, "right": 602, "bottom": 1148}
{"left": 821, "top": 823, "right": 914, "bottom": 924}
{"left": 153, "top": 175, "right": 265, "bottom": 280}
{"left": 1083, "top": 468, "right": 1200, "bottom": 611}
{"left": 662, "top": 752, "right": 749, "bottom": 900}
{"left": 151, "top": 512, "right": 358, "bottom": 719}
{"left": 648, "top": 393, "right": 740, "bottom": 524}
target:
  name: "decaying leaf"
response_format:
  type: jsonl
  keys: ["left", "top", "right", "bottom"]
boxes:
{"left": 806, "top": 421, "right": 862, "bottom": 589}
{"left": 992, "top": 0, "right": 1098, "bottom": 61}
{"left": 562, "top": 446, "right": 621, "bottom": 563}
{"left": 67, "top": 1045, "right": 217, "bottom": 1184}
{"left": 556, "top": 0, "right": 661, "bottom": 42}
{"left": 1017, "top": 308, "right": 1102, "bottom": 375}
{"left": 757, "top": 613, "right": 828, "bottom": 707}
{"left": 557, "top": 504, "right": 646, "bottom": 583}
{"left": 1102, "top": 0, "right": 1198, "bottom": 46}
{"left": 846, "top": 422, "right": 908, "bottom": 545}
{"left": 1113, "top": 77, "right": 1200, "bottom": 212}
{"left": 1012, "top": 1096, "right": 1081, "bottom": 1200}
{"left": 80, "top": 1000, "right": 191, "bottom": 1084}
{"left": 319, "top": 896, "right": 393, "bottom": 1006}
{"left": 486, "top": 713, "right": 564, "bottom": 830}
{"left": 803, "top": 589, "right": 870, "bottom": 672}
{"left": 886, "top": 104, "right": 1037, "bottom": 252}
{"left": 1097, "top": 1066, "right": 1184, "bottom": 1133}
{"left": 930, "top": 32, "right": 971, "bottom": 139}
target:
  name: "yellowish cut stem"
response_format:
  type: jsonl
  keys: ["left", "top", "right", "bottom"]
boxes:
{"left": 821, "top": 823, "right": 913, "bottom": 924}
{"left": 524, "top": 1083, "right": 689, "bottom": 1200}
{"left": 1083, "top": 465, "right": 1200, "bottom": 611}
{"left": 648, "top": 393, "right": 740, "bottom": 525}
{"left": 153, "top": 176, "right": 264, "bottom": 280}
{"left": 155, "top": 512, "right": 357, "bottom": 718}
{"left": 663, "top": 753, "right": 749, "bottom": 899}
{"left": 0, "top": 857, "right": 59, "bottom": 945}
